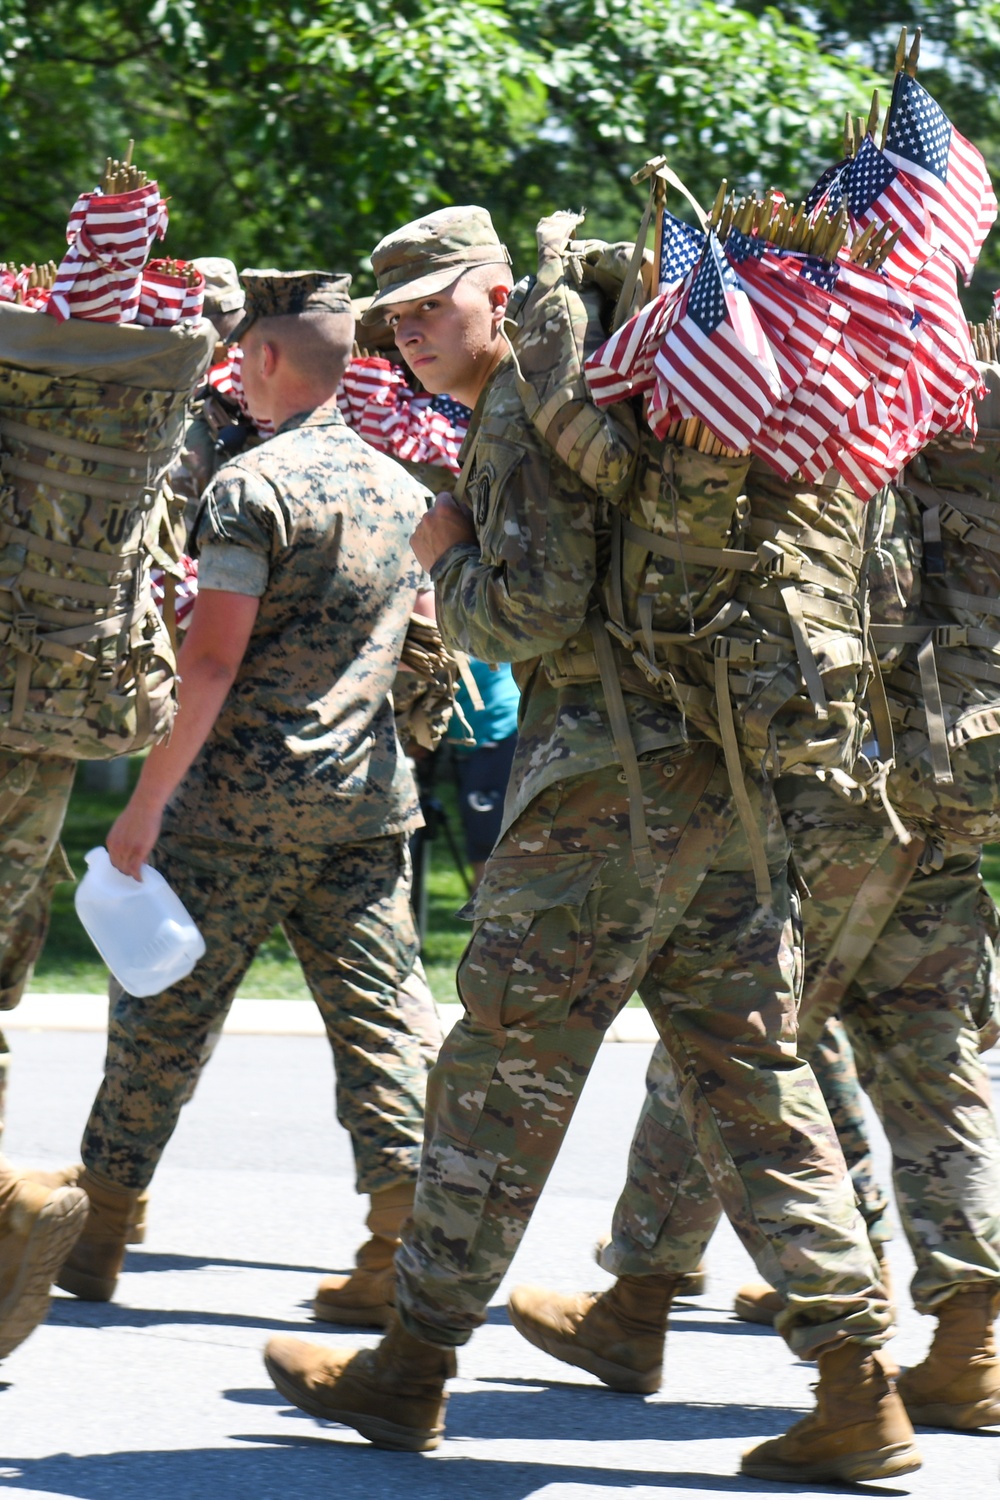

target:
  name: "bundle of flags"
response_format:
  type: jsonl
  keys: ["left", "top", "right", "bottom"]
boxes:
{"left": 137, "top": 258, "right": 205, "bottom": 327}
{"left": 223, "top": 345, "right": 275, "bottom": 440}
{"left": 586, "top": 70, "right": 996, "bottom": 500}
{"left": 150, "top": 554, "right": 199, "bottom": 631}
{"left": 46, "top": 181, "right": 169, "bottom": 324}
{"left": 338, "top": 356, "right": 470, "bottom": 475}
{"left": 0, "top": 263, "right": 56, "bottom": 312}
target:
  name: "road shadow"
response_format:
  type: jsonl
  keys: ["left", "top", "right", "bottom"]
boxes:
{"left": 0, "top": 1442, "right": 914, "bottom": 1500}
{"left": 121, "top": 1251, "right": 331, "bottom": 1276}
{"left": 45, "top": 1300, "right": 323, "bottom": 1337}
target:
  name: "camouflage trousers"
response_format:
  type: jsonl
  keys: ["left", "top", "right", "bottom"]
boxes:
{"left": 396, "top": 744, "right": 891, "bottom": 1358}
{"left": 81, "top": 829, "right": 443, "bottom": 1195}
{"left": 0, "top": 751, "right": 76, "bottom": 1141}
{"left": 600, "top": 774, "right": 1000, "bottom": 1317}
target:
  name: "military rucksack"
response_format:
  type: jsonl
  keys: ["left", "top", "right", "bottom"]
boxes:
{"left": 0, "top": 304, "right": 214, "bottom": 759}
{"left": 503, "top": 211, "right": 873, "bottom": 893}
{"left": 870, "top": 362, "right": 1000, "bottom": 844}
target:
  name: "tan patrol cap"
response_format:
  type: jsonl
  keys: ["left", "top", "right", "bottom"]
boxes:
{"left": 230, "top": 269, "right": 353, "bottom": 343}
{"left": 363, "top": 206, "right": 511, "bottom": 324}
{"left": 192, "top": 257, "right": 245, "bottom": 317}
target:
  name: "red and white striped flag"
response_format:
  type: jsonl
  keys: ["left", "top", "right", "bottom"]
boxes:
{"left": 883, "top": 71, "right": 997, "bottom": 283}
{"left": 652, "top": 234, "right": 781, "bottom": 451}
{"left": 47, "top": 183, "right": 169, "bottom": 324}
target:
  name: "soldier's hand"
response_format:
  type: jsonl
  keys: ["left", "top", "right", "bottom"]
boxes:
{"left": 410, "top": 492, "right": 476, "bottom": 572}
{"left": 106, "top": 797, "right": 165, "bottom": 881}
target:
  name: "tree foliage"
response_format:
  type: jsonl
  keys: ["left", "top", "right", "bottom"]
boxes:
{"left": 0, "top": 2, "right": 994, "bottom": 310}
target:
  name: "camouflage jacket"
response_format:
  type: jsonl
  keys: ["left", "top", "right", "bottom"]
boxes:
{"left": 166, "top": 400, "right": 427, "bottom": 848}
{"left": 431, "top": 352, "right": 683, "bottom": 831}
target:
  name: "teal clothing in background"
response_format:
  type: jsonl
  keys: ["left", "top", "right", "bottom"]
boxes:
{"left": 449, "top": 659, "right": 520, "bottom": 750}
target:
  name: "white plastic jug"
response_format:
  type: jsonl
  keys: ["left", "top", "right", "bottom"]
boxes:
{"left": 74, "top": 846, "right": 206, "bottom": 997}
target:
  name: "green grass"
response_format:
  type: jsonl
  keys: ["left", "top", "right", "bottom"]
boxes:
{"left": 33, "top": 757, "right": 473, "bottom": 1006}
{"left": 39, "top": 763, "right": 1000, "bottom": 1008}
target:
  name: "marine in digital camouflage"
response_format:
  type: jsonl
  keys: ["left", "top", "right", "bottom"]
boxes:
{"left": 82, "top": 829, "right": 441, "bottom": 1192}
{"left": 402, "top": 270, "right": 890, "bottom": 1357}
{"left": 230, "top": 269, "right": 353, "bottom": 344}
{"left": 80, "top": 395, "right": 442, "bottom": 1198}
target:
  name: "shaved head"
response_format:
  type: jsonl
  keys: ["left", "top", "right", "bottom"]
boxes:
{"left": 246, "top": 309, "right": 354, "bottom": 384}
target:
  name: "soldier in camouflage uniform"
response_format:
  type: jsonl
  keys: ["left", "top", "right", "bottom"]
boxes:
{"left": 262, "top": 207, "right": 920, "bottom": 1485}
{"left": 56, "top": 270, "right": 443, "bottom": 1318}
{"left": 513, "top": 481, "right": 1000, "bottom": 1432}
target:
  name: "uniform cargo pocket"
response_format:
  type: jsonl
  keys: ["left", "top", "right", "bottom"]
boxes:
{"left": 456, "top": 852, "right": 603, "bottom": 1033}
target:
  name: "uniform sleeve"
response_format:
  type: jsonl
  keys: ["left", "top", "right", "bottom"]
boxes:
{"left": 191, "top": 465, "right": 285, "bottom": 596}
{"left": 430, "top": 437, "right": 597, "bottom": 663}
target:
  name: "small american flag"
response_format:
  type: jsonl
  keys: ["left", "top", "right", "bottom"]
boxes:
{"left": 338, "top": 357, "right": 469, "bottom": 474}
{"left": 658, "top": 209, "right": 706, "bottom": 292}
{"left": 803, "top": 158, "right": 851, "bottom": 216}
{"left": 883, "top": 71, "right": 997, "bottom": 283}
{"left": 845, "top": 134, "right": 932, "bottom": 283}
{"left": 584, "top": 287, "right": 682, "bottom": 407}
{"left": 653, "top": 234, "right": 781, "bottom": 451}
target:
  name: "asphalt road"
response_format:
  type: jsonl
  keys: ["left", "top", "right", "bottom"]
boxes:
{"left": 1, "top": 1023, "right": 998, "bottom": 1499}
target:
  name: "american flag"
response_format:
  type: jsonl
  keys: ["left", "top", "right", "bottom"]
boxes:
{"left": 803, "top": 157, "right": 851, "bottom": 216}
{"left": 658, "top": 209, "right": 706, "bottom": 292}
{"left": 845, "top": 134, "right": 933, "bottom": 283}
{"left": 883, "top": 71, "right": 997, "bottom": 283}
{"left": 653, "top": 233, "right": 781, "bottom": 451}
{"left": 338, "top": 356, "right": 469, "bottom": 474}
{"left": 47, "top": 182, "right": 169, "bottom": 324}
{"left": 583, "top": 209, "right": 703, "bottom": 407}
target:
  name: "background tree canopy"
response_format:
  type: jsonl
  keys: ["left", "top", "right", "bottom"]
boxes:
{"left": 0, "top": 2, "right": 996, "bottom": 311}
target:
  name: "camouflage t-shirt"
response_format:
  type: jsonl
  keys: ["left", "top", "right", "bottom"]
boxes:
{"left": 166, "top": 400, "right": 428, "bottom": 848}
{"left": 431, "top": 353, "right": 683, "bottom": 832}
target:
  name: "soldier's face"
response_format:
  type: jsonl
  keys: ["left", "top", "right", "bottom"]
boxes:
{"left": 383, "top": 272, "right": 508, "bottom": 408}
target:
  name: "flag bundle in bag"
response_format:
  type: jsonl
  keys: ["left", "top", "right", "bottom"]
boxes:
{"left": 47, "top": 181, "right": 168, "bottom": 325}
{"left": 338, "top": 355, "right": 470, "bottom": 476}
{"left": 138, "top": 259, "right": 205, "bottom": 327}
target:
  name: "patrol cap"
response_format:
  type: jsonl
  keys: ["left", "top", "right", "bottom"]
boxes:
{"left": 230, "top": 269, "right": 354, "bottom": 343}
{"left": 363, "top": 206, "right": 511, "bottom": 324}
{"left": 191, "top": 257, "right": 245, "bottom": 317}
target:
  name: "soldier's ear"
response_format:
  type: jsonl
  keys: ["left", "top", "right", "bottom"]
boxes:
{"left": 260, "top": 340, "right": 278, "bottom": 377}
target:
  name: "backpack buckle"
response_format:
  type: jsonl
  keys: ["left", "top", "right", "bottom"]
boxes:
{"left": 10, "top": 613, "right": 39, "bottom": 655}
{"left": 632, "top": 650, "right": 664, "bottom": 686}
{"left": 933, "top": 625, "right": 967, "bottom": 648}
{"left": 604, "top": 620, "right": 634, "bottom": 649}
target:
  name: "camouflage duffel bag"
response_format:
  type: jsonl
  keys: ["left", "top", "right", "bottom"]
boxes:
{"left": 0, "top": 304, "right": 214, "bottom": 759}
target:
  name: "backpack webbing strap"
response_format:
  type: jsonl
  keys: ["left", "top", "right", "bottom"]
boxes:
{"left": 713, "top": 653, "right": 771, "bottom": 905}
{"left": 927, "top": 585, "right": 1000, "bottom": 619}
{"left": 621, "top": 515, "right": 761, "bottom": 571}
{"left": 778, "top": 583, "right": 830, "bottom": 721}
{"left": 916, "top": 633, "right": 954, "bottom": 784}
{"left": 0, "top": 417, "right": 174, "bottom": 473}
{"left": 0, "top": 455, "right": 157, "bottom": 506}
{"left": 589, "top": 606, "right": 656, "bottom": 888}
{"left": 864, "top": 633, "right": 896, "bottom": 768}
{"left": 0, "top": 521, "right": 141, "bottom": 576}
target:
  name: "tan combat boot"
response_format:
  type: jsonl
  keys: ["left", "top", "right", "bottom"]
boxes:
{"left": 735, "top": 1249, "right": 894, "bottom": 1326}
{"left": 0, "top": 1158, "right": 88, "bottom": 1358}
{"left": 507, "top": 1273, "right": 683, "bottom": 1394}
{"left": 896, "top": 1285, "right": 1000, "bottom": 1429}
{"left": 741, "top": 1340, "right": 922, "bottom": 1483}
{"left": 264, "top": 1312, "right": 456, "bottom": 1451}
{"left": 22, "top": 1164, "right": 148, "bottom": 1244}
{"left": 313, "top": 1181, "right": 414, "bottom": 1327}
{"left": 56, "top": 1167, "right": 143, "bottom": 1301}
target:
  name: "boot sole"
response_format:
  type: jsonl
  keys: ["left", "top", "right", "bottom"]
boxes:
{"left": 0, "top": 1188, "right": 89, "bottom": 1359}
{"left": 741, "top": 1440, "right": 923, "bottom": 1483}
{"left": 312, "top": 1299, "right": 393, "bottom": 1329}
{"left": 902, "top": 1395, "right": 1000, "bottom": 1430}
{"left": 56, "top": 1255, "right": 119, "bottom": 1302}
{"left": 507, "top": 1300, "right": 661, "bottom": 1394}
{"left": 732, "top": 1293, "right": 781, "bottom": 1327}
{"left": 263, "top": 1352, "right": 444, "bottom": 1452}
